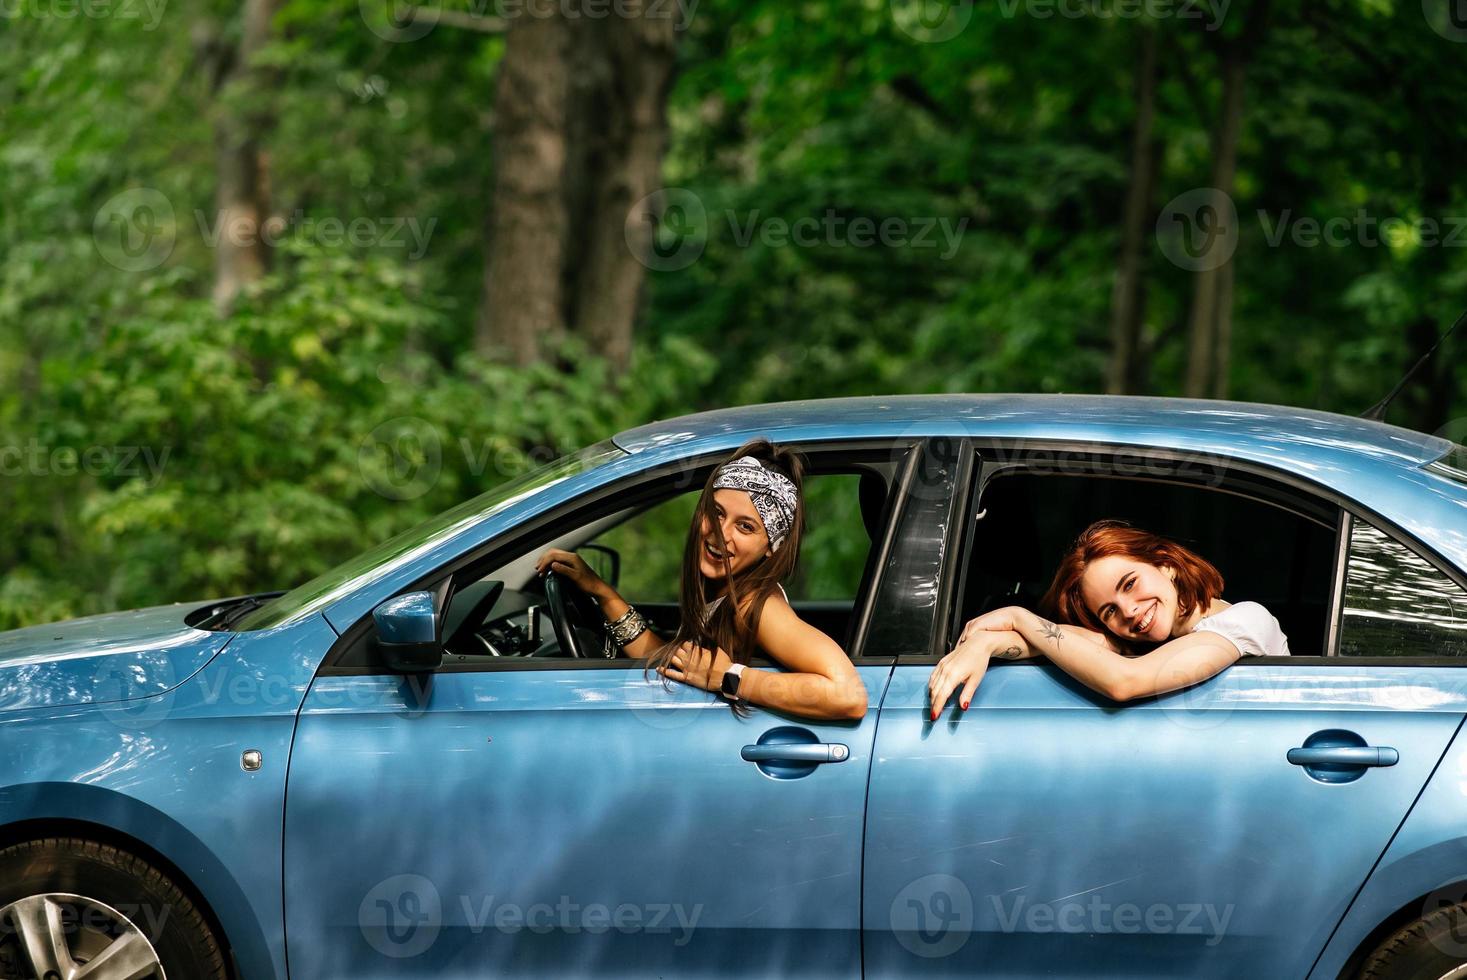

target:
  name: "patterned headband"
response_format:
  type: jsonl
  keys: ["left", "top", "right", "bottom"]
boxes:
{"left": 711, "top": 456, "right": 799, "bottom": 552}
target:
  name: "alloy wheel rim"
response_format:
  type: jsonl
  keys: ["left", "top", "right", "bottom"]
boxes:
{"left": 0, "top": 893, "right": 164, "bottom": 980}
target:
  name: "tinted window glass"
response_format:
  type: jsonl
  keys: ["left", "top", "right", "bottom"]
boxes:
{"left": 1339, "top": 519, "right": 1467, "bottom": 658}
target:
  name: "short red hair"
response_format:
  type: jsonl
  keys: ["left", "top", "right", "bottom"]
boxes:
{"left": 1040, "top": 520, "right": 1224, "bottom": 645}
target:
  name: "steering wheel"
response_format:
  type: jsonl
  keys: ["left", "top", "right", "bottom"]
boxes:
{"left": 542, "top": 570, "right": 613, "bottom": 658}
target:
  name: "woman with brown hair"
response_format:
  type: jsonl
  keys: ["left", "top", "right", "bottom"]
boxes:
{"left": 928, "top": 520, "right": 1290, "bottom": 717}
{"left": 536, "top": 439, "right": 867, "bottom": 721}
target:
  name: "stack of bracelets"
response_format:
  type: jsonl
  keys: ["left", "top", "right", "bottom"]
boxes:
{"left": 606, "top": 606, "right": 649, "bottom": 647}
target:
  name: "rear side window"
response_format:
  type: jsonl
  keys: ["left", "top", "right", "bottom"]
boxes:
{"left": 1338, "top": 519, "right": 1467, "bottom": 658}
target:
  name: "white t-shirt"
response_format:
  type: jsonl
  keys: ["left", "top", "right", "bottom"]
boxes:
{"left": 1190, "top": 601, "right": 1291, "bottom": 657}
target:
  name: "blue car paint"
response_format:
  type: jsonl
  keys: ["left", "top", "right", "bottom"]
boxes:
{"left": 283, "top": 665, "right": 894, "bottom": 978}
{"left": 0, "top": 611, "right": 338, "bottom": 980}
{"left": 0, "top": 603, "right": 233, "bottom": 713}
{"left": 1308, "top": 712, "right": 1467, "bottom": 979}
{"left": 0, "top": 395, "right": 1462, "bottom": 980}
{"left": 865, "top": 661, "right": 1467, "bottom": 976}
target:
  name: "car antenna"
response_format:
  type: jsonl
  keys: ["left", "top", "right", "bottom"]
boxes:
{"left": 1362, "top": 306, "right": 1466, "bottom": 422}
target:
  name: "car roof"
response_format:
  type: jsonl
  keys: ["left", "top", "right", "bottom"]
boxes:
{"left": 614, "top": 395, "right": 1467, "bottom": 576}
{"left": 614, "top": 394, "right": 1453, "bottom": 467}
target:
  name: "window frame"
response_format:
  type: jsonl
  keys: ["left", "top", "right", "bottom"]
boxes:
{"left": 904, "top": 438, "right": 1467, "bottom": 668}
{"left": 319, "top": 438, "right": 922, "bottom": 676}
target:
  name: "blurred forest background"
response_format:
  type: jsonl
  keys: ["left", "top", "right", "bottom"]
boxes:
{"left": 2, "top": 0, "right": 1465, "bottom": 626}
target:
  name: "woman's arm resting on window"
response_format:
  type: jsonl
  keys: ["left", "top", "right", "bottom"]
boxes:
{"left": 928, "top": 628, "right": 1030, "bottom": 719}
{"left": 660, "top": 596, "right": 867, "bottom": 721}
{"left": 1008, "top": 608, "right": 1241, "bottom": 702}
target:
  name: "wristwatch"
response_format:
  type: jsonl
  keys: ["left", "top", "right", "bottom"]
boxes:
{"left": 721, "top": 663, "right": 746, "bottom": 703}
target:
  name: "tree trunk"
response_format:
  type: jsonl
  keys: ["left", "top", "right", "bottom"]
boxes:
{"left": 1106, "top": 26, "right": 1159, "bottom": 396}
{"left": 476, "top": 5, "right": 678, "bottom": 368}
{"left": 1183, "top": 46, "right": 1246, "bottom": 398}
{"left": 1212, "top": 256, "right": 1234, "bottom": 398}
{"left": 566, "top": 3, "right": 678, "bottom": 371}
{"left": 475, "top": 12, "right": 574, "bottom": 365}
{"left": 208, "top": 0, "right": 275, "bottom": 315}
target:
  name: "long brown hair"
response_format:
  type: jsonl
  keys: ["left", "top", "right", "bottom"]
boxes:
{"left": 647, "top": 438, "right": 805, "bottom": 679}
{"left": 1040, "top": 520, "right": 1224, "bottom": 650}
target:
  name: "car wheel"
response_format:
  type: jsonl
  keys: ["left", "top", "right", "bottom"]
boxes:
{"left": 0, "top": 838, "right": 227, "bottom": 980}
{"left": 1359, "top": 902, "right": 1467, "bottom": 980}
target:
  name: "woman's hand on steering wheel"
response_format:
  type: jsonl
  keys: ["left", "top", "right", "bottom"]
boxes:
{"left": 535, "top": 548, "right": 612, "bottom": 601}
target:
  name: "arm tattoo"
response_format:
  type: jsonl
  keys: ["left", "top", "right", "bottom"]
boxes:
{"left": 993, "top": 645, "right": 1026, "bottom": 660}
{"left": 1036, "top": 617, "right": 1065, "bottom": 650}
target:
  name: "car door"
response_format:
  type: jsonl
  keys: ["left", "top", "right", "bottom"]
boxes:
{"left": 280, "top": 441, "right": 940, "bottom": 979}
{"left": 862, "top": 448, "right": 1467, "bottom": 978}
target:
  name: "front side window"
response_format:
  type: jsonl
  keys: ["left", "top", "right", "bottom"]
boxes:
{"left": 441, "top": 466, "right": 887, "bottom": 664}
{"left": 1337, "top": 518, "right": 1467, "bottom": 658}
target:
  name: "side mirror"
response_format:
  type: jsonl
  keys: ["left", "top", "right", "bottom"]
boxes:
{"left": 578, "top": 543, "right": 622, "bottom": 589}
{"left": 373, "top": 591, "right": 443, "bottom": 673}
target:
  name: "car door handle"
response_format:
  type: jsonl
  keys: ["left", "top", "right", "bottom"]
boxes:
{"left": 741, "top": 743, "right": 850, "bottom": 763}
{"left": 1287, "top": 746, "right": 1399, "bottom": 767}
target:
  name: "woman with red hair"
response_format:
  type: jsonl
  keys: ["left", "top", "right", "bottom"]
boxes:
{"left": 928, "top": 520, "right": 1290, "bottom": 717}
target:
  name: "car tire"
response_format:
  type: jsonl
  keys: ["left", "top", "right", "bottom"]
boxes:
{"left": 0, "top": 837, "right": 227, "bottom": 980}
{"left": 1359, "top": 902, "right": 1467, "bottom": 980}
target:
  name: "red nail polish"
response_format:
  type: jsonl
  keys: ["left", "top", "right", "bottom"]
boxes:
{"left": 961, "top": 700, "right": 969, "bottom": 710}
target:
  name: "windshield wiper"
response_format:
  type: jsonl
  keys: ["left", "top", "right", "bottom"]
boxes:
{"left": 214, "top": 595, "right": 268, "bottom": 630}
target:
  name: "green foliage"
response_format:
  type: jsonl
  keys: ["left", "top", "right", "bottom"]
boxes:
{"left": 1, "top": 0, "right": 1464, "bottom": 626}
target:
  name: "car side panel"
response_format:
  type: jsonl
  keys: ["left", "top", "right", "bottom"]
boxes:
{"left": 1307, "top": 710, "right": 1467, "bottom": 979}
{"left": 864, "top": 662, "right": 1466, "bottom": 978}
{"left": 0, "top": 612, "right": 336, "bottom": 980}
{"left": 283, "top": 664, "right": 893, "bottom": 979}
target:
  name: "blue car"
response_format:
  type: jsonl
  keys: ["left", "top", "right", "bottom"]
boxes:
{"left": 2, "top": 395, "right": 1467, "bottom": 980}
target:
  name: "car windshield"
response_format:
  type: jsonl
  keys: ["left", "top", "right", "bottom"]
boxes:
{"left": 231, "top": 439, "right": 626, "bottom": 631}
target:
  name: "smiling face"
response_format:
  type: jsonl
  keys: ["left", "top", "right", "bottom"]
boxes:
{"left": 696, "top": 488, "right": 771, "bottom": 582}
{"left": 1079, "top": 554, "right": 1181, "bottom": 643}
